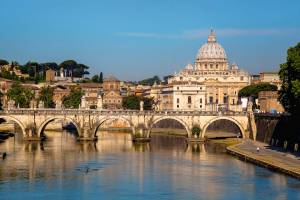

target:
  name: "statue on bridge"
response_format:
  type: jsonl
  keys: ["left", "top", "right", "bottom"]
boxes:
{"left": 140, "top": 101, "right": 144, "bottom": 111}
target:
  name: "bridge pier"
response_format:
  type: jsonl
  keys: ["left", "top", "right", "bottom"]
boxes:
{"left": 77, "top": 127, "right": 97, "bottom": 141}
{"left": 24, "top": 124, "right": 41, "bottom": 141}
{"left": 132, "top": 126, "right": 151, "bottom": 142}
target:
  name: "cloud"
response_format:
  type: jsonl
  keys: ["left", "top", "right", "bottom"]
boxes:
{"left": 116, "top": 28, "right": 300, "bottom": 40}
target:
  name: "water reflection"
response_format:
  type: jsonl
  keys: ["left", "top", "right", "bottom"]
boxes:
{"left": 0, "top": 130, "right": 299, "bottom": 199}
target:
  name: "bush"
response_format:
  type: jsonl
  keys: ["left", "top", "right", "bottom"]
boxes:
{"left": 192, "top": 125, "right": 201, "bottom": 137}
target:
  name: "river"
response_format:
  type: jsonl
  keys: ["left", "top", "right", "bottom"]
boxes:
{"left": 0, "top": 131, "right": 299, "bottom": 199}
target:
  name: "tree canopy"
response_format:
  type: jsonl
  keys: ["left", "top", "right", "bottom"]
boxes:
{"left": 0, "top": 59, "right": 90, "bottom": 83}
{"left": 7, "top": 83, "right": 34, "bottom": 108}
{"left": 39, "top": 86, "right": 55, "bottom": 108}
{"left": 62, "top": 88, "right": 83, "bottom": 108}
{"left": 238, "top": 83, "right": 278, "bottom": 98}
{"left": 0, "top": 59, "right": 9, "bottom": 66}
{"left": 138, "top": 75, "right": 161, "bottom": 86}
{"left": 91, "top": 72, "right": 104, "bottom": 83}
{"left": 279, "top": 42, "right": 300, "bottom": 115}
{"left": 122, "top": 95, "right": 154, "bottom": 110}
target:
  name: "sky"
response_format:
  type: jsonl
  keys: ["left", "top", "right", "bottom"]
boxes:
{"left": 0, "top": 0, "right": 300, "bottom": 81}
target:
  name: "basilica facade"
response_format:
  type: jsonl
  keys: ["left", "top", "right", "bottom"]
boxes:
{"left": 156, "top": 30, "right": 250, "bottom": 111}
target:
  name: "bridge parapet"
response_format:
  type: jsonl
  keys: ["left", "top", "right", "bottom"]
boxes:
{"left": 2, "top": 108, "right": 248, "bottom": 117}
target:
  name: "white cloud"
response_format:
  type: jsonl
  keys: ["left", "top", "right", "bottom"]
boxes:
{"left": 116, "top": 28, "right": 300, "bottom": 40}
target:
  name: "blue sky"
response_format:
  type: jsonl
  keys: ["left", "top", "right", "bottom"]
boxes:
{"left": 0, "top": 0, "right": 300, "bottom": 81}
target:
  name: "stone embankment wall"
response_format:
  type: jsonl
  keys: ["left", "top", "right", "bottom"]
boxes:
{"left": 255, "top": 114, "right": 300, "bottom": 151}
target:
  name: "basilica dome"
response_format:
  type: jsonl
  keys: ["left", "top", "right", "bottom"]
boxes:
{"left": 196, "top": 30, "right": 227, "bottom": 61}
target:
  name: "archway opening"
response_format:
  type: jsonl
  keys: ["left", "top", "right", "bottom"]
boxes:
{"left": 95, "top": 118, "right": 133, "bottom": 151}
{"left": 150, "top": 118, "right": 188, "bottom": 138}
{"left": 0, "top": 117, "right": 24, "bottom": 142}
{"left": 205, "top": 119, "right": 243, "bottom": 139}
{"left": 40, "top": 118, "right": 79, "bottom": 142}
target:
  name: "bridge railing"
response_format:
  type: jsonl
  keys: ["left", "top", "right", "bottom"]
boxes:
{"left": 0, "top": 108, "right": 248, "bottom": 116}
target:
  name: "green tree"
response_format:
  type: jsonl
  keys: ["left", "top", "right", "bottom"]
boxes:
{"left": 62, "top": 88, "right": 84, "bottom": 108}
{"left": 39, "top": 86, "right": 55, "bottom": 108}
{"left": 74, "top": 63, "right": 89, "bottom": 78}
{"left": 191, "top": 125, "right": 201, "bottom": 138}
{"left": 60, "top": 60, "right": 77, "bottom": 80}
{"left": 7, "top": 83, "right": 34, "bottom": 108}
{"left": 122, "top": 95, "right": 154, "bottom": 110}
{"left": 163, "top": 75, "right": 173, "bottom": 84}
{"left": 238, "top": 83, "right": 277, "bottom": 98}
{"left": 138, "top": 75, "right": 161, "bottom": 86}
{"left": 0, "top": 59, "right": 9, "bottom": 66}
{"left": 99, "top": 72, "right": 103, "bottom": 83}
{"left": 279, "top": 42, "right": 300, "bottom": 115}
{"left": 92, "top": 75, "right": 100, "bottom": 83}
{"left": 122, "top": 95, "right": 140, "bottom": 110}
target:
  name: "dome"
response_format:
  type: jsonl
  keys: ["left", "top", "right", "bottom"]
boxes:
{"left": 196, "top": 30, "right": 227, "bottom": 61}
{"left": 185, "top": 63, "right": 194, "bottom": 70}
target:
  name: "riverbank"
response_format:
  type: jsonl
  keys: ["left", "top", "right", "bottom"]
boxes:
{"left": 227, "top": 140, "right": 300, "bottom": 179}
{"left": 207, "top": 138, "right": 241, "bottom": 147}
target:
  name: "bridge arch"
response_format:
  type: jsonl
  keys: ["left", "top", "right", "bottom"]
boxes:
{"left": 149, "top": 116, "right": 191, "bottom": 137}
{"left": 92, "top": 116, "right": 135, "bottom": 137}
{"left": 0, "top": 115, "right": 26, "bottom": 136}
{"left": 202, "top": 116, "right": 246, "bottom": 138}
{"left": 37, "top": 117, "right": 81, "bottom": 138}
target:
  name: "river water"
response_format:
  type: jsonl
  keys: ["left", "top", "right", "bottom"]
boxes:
{"left": 0, "top": 131, "right": 299, "bottom": 200}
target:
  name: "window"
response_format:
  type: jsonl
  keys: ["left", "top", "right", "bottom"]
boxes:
{"left": 180, "top": 77, "right": 183, "bottom": 80}
{"left": 200, "top": 98, "right": 202, "bottom": 104}
{"left": 209, "top": 96, "right": 213, "bottom": 104}
{"left": 232, "top": 99, "right": 235, "bottom": 105}
{"left": 223, "top": 96, "right": 228, "bottom": 104}
{"left": 177, "top": 87, "right": 179, "bottom": 90}
{"left": 188, "top": 96, "right": 192, "bottom": 104}
{"left": 240, "top": 76, "right": 244, "bottom": 81}
{"left": 200, "top": 105, "right": 202, "bottom": 108}
{"left": 210, "top": 64, "right": 213, "bottom": 69}
{"left": 177, "top": 98, "right": 179, "bottom": 103}
{"left": 216, "top": 64, "right": 218, "bottom": 68}
{"left": 177, "top": 105, "right": 179, "bottom": 108}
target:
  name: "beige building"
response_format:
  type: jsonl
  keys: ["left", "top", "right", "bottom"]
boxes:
{"left": 258, "top": 91, "right": 284, "bottom": 113}
{"left": 80, "top": 83, "right": 102, "bottom": 109}
{"left": 46, "top": 69, "right": 56, "bottom": 82}
{"left": 102, "top": 75, "right": 122, "bottom": 109}
{"left": 259, "top": 72, "right": 281, "bottom": 89}
{"left": 163, "top": 30, "right": 250, "bottom": 111}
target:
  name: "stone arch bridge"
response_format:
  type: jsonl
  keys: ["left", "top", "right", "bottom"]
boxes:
{"left": 0, "top": 109, "right": 256, "bottom": 141}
